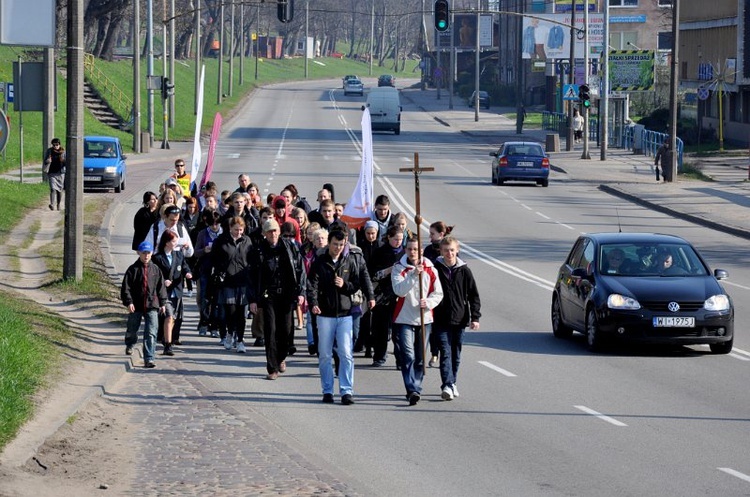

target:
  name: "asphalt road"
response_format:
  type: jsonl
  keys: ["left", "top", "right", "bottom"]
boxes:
{"left": 111, "top": 79, "right": 750, "bottom": 496}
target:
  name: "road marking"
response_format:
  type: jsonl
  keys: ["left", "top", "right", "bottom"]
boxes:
{"left": 478, "top": 360, "right": 517, "bottom": 377}
{"left": 732, "top": 348, "right": 750, "bottom": 358}
{"left": 729, "top": 353, "right": 750, "bottom": 361}
{"left": 574, "top": 405, "right": 628, "bottom": 427}
{"left": 718, "top": 467, "right": 750, "bottom": 483}
{"left": 723, "top": 280, "right": 750, "bottom": 291}
{"left": 521, "top": 204, "right": 532, "bottom": 211}
{"left": 729, "top": 348, "right": 750, "bottom": 361}
{"left": 555, "top": 221, "right": 575, "bottom": 230}
{"left": 536, "top": 212, "right": 550, "bottom": 220}
{"left": 226, "top": 153, "right": 240, "bottom": 159}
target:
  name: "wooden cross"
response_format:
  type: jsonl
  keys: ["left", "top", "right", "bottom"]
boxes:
{"left": 399, "top": 152, "right": 434, "bottom": 374}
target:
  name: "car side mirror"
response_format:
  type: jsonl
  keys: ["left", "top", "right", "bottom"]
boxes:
{"left": 714, "top": 268, "right": 728, "bottom": 280}
{"left": 121, "top": 154, "right": 128, "bottom": 160}
{"left": 489, "top": 151, "right": 497, "bottom": 157}
{"left": 571, "top": 267, "right": 591, "bottom": 279}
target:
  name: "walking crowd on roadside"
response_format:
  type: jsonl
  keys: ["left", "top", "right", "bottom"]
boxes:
{"left": 121, "top": 159, "right": 481, "bottom": 405}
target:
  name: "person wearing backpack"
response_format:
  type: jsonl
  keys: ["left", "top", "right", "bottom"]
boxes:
{"left": 143, "top": 204, "right": 194, "bottom": 258}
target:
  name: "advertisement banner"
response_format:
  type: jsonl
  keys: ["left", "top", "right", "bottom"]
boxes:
{"left": 608, "top": 50, "right": 655, "bottom": 91}
{"left": 521, "top": 14, "right": 604, "bottom": 60}
{"left": 435, "top": 15, "right": 493, "bottom": 49}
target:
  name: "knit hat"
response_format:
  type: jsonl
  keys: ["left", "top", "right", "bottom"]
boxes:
{"left": 364, "top": 220, "right": 379, "bottom": 232}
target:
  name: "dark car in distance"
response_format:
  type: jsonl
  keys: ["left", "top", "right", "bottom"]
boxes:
{"left": 551, "top": 233, "right": 734, "bottom": 353}
{"left": 469, "top": 91, "right": 491, "bottom": 109}
{"left": 490, "top": 141, "right": 550, "bottom": 187}
{"left": 377, "top": 74, "right": 395, "bottom": 87}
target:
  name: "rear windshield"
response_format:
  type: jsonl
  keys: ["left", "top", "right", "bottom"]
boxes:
{"left": 598, "top": 243, "right": 709, "bottom": 277}
{"left": 504, "top": 144, "right": 544, "bottom": 156}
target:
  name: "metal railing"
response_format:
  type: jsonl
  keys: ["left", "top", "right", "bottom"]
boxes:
{"left": 542, "top": 111, "right": 599, "bottom": 142}
{"left": 83, "top": 53, "right": 133, "bottom": 125}
{"left": 623, "top": 126, "right": 684, "bottom": 170}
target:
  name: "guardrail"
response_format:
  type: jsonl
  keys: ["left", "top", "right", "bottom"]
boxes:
{"left": 623, "top": 126, "right": 684, "bottom": 170}
{"left": 83, "top": 53, "right": 133, "bottom": 125}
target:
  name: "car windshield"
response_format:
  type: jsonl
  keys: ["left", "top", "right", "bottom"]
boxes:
{"left": 598, "top": 242, "right": 709, "bottom": 277}
{"left": 84, "top": 141, "right": 116, "bottom": 158}
{"left": 504, "top": 144, "right": 543, "bottom": 156}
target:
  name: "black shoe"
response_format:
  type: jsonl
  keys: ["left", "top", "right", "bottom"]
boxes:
{"left": 353, "top": 344, "right": 363, "bottom": 353}
{"left": 341, "top": 394, "right": 354, "bottom": 405}
{"left": 145, "top": 361, "right": 156, "bottom": 368}
{"left": 408, "top": 392, "right": 421, "bottom": 406}
{"left": 371, "top": 360, "right": 385, "bottom": 367}
{"left": 48, "top": 204, "right": 54, "bottom": 211}
{"left": 288, "top": 346, "right": 297, "bottom": 356}
{"left": 364, "top": 349, "right": 372, "bottom": 358}
{"left": 172, "top": 340, "right": 182, "bottom": 346}
{"left": 308, "top": 344, "right": 317, "bottom": 356}
{"left": 253, "top": 337, "right": 265, "bottom": 347}
{"left": 322, "top": 393, "right": 334, "bottom": 404}
{"left": 164, "top": 345, "right": 174, "bottom": 356}
{"left": 125, "top": 346, "right": 133, "bottom": 356}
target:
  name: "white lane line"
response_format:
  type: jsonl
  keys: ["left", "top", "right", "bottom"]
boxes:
{"left": 574, "top": 405, "right": 628, "bottom": 427}
{"left": 556, "top": 221, "right": 575, "bottom": 230}
{"left": 718, "top": 467, "right": 750, "bottom": 483}
{"left": 520, "top": 203, "right": 532, "bottom": 210}
{"left": 723, "top": 280, "right": 750, "bottom": 291}
{"left": 478, "top": 360, "right": 517, "bottom": 377}
{"left": 732, "top": 348, "right": 750, "bottom": 358}
{"left": 536, "top": 212, "right": 550, "bottom": 220}
{"left": 728, "top": 353, "right": 750, "bottom": 362}
{"left": 227, "top": 153, "right": 240, "bottom": 159}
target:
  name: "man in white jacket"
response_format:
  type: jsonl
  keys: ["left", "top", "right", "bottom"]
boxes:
{"left": 391, "top": 237, "right": 443, "bottom": 405}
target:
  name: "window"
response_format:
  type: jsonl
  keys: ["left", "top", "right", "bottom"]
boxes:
{"left": 658, "top": 0, "right": 672, "bottom": 6}
{"left": 610, "top": 31, "right": 638, "bottom": 50}
{"left": 609, "top": 0, "right": 638, "bottom": 6}
{"left": 657, "top": 32, "right": 673, "bottom": 51}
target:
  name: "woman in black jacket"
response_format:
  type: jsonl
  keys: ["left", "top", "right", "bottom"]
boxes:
{"left": 211, "top": 216, "right": 254, "bottom": 353}
{"left": 153, "top": 230, "right": 193, "bottom": 355}
{"left": 368, "top": 224, "right": 405, "bottom": 367}
{"left": 132, "top": 191, "right": 160, "bottom": 250}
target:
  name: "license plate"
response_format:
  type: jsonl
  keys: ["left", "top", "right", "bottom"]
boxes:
{"left": 653, "top": 316, "right": 695, "bottom": 327}
{"left": 84, "top": 175, "right": 101, "bottom": 182}
{"left": 517, "top": 161, "right": 535, "bottom": 167}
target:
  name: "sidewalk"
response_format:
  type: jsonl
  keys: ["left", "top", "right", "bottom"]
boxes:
{"left": 400, "top": 86, "right": 750, "bottom": 240}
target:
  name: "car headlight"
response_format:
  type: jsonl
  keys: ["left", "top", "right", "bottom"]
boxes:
{"left": 105, "top": 166, "right": 117, "bottom": 173}
{"left": 704, "top": 294, "right": 730, "bottom": 311}
{"left": 607, "top": 294, "right": 641, "bottom": 310}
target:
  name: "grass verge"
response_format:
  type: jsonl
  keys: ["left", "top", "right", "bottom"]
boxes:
{"left": 0, "top": 291, "right": 72, "bottom": 449}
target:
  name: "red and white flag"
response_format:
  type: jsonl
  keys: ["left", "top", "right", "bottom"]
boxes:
{"left": 200, "top": 112, "right": 223, "bottom": 188}
{"left": 340, "top": 108, "right": 374, "bottom": 229}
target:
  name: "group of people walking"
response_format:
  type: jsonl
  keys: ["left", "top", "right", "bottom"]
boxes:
{"left": 121, "top": 160, "right": 481, "bottom": 405}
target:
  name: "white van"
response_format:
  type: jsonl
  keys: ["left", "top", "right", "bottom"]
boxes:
{"left": 363, "top": 87, "right": 401, "bottom": 135}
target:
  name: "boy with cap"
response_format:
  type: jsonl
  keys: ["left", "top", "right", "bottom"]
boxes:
{"left": 121, "top": 241, "right": 168, "bottom": 368}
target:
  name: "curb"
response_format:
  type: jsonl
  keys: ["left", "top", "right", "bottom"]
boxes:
{"left": 598, "top": 184, "right": 750, "bottom": 241}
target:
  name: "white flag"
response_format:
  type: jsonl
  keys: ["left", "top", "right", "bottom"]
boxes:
{"left": 341, "top": 108, "right": 374, "bottom": 229}
{"left": 189, "top": 65, "right": 206, "bottom": 193}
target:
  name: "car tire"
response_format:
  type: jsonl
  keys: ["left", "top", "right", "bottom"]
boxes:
{"left": 586, "top": 306, "right": 604, "bottom": 352}
{"left": 710, "top": 339, "right": 733, "bottom": 354}
{"left": 540, "top": 179, "right": 549, "bottom": 187}
{"left": 394, "top": 126, "right": 400, "bottom": 135}
{"left": 551, "top": 294, "right": 573, "bottom": 339}
{"left": 491, "top": 170, "right": 497, "bottom": 185}
{"left": 120, "top": 177, "right": 126, "bottom": 191}
{"left": 497, "top": 179, "right": 504, "bottom": 185}
{"left": 114, "top": 176, "right": 122, "bottom": 193}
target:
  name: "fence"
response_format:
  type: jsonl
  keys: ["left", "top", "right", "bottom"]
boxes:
{"left": 542, "top": 112, "right": 599, "bottom": 143}
{"left": 83, "top": 53, "right": 133, "bottom": 124}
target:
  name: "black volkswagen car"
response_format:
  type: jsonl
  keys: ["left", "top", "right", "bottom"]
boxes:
{"left": 551, "top": 233, "right": 734, "bottom": 353}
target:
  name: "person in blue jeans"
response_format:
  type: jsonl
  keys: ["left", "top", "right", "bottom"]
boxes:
{"left": 391, "top": 237, "right": 443, "bottom": 405}
{"left": 307, "top": 229, "right": 374, "bottom": 405}
{"left": 121, "top": 241, "right": 167, "bottom": 368}
{"left": 432, "top": 236, "right": 481, "bottom": 401}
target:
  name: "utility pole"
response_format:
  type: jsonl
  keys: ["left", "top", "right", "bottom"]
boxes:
{"left": 515, "top": 0, "right": 524, "bottom": 134}
{"left": 169, "top": 0, "right": 175, "bottom": 127}
{"left": 64, "top": 0, "right": 84, "bottom": 281}
{"left": 474, "top": 0, "right": 480, "bottom": 121}
{"left": 239, "top": 2, "right": 244, "bottom": 84}
{"left": 566, "top": 0, "right": 575, "bottom": 151}
{"left": 134, "top": 0, "right": 141, "bottom": 152}
{"left": 369, "top": 2, "right": 374, "bottom": 77}
{"left": 194, "top": 0, "right": 201, "bottom": 114}
{"left": 600, "top": 0, "right": 610, "bottom": 160}
{"left": 147, "top": 0, "right": 155, "bottom": 148}
{"left": 43, "top": 48, "right": 54, "bottom": 155}
{"left": 161, "top": 0, "right": 169, "bottom": 148}
{"left": 667, "top": 0, "right": 680, "bottom": 182}
{"left": 217, "top": 0, "right": 224, "bottom": 104}
{"left": 229, "top": 0, "right": 235, "bottom": 96}
{"left": 255, "top": 2, "right": 259, "bottom": 80}
{"left": 304, "top": 0, "right": 308, "bottom": 78}
{"left": 581, "top": 0, "right": 591, "bottom": 159}
{"left": 448, "top": 0, "right": 455, "bottom": 109}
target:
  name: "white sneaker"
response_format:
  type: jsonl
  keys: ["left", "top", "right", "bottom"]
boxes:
{"left": 441, "top": 386, "right": 454, "bottom": 401}
{"left": 218, "top": 338, "right": 226, "bottom": 347}
{"left": 451, "top": 384, "right": 460, "bottom": 398}
{"left": 236, "top": 342, "right": 246, "bottom": 353}
{"left": 428, "top": 355, "right": 438, "bottom": 367}
{"left": 224, "top": 336, "right": 233, "bottom": 350}
{"left": 198, "top": 326, "right": 208, "bottom": 336}
{"left": 210, "top": 330, "right": 219, "bottom": 338}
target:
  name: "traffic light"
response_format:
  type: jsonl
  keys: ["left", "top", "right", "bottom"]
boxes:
{"left": 277, "top": 0, "right": 294, "bottom": 23}
{"left": 434, "top": 0, "right": 450, "bottom": 32}
{"left": 161, "top": 77, "right": 174, "bottom": 100}
{"left": 578, "top": 84, "right": 591, "bottom": 108}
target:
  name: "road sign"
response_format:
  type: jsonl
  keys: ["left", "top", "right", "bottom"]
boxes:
{"left": 563, "top": 84, "right": 579, "bottom": 101}
{"left": 697, "top": 87, "right": 709, "bottom": 101}
{"left": 6, "top": 82, "right": 13, "bottom": 103}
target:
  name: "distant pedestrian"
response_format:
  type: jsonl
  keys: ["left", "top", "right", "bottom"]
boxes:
{"left": 573, "top": 109, "right": 584, "bottom": 143}
{"left": 432, "top": 236, "right": 481, "bottom": 401}
{"left": 121, "top": 241, "right": 168, "bottom": 368}
{"left": 132, "top": 191, "right": 159, "bottom": 251}
{"left": 43, "top": 138, "right": 66, "bottom": 211}
{"left": 391, "top": 237, "right": 443, "bottom": 405}
{"left": 654, "top": 139, "right": 672, "bottom": 182}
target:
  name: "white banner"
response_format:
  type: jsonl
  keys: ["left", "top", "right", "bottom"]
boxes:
{"left": 340, "top": 108, "right": 374, "bottom": 229}
{"left": 189, "top": 65, "right": 205, "bottom": 192}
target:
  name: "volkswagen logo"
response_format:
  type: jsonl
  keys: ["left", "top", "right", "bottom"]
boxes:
{"left": 668, "top": 302, "right": 680, "bottom": 312}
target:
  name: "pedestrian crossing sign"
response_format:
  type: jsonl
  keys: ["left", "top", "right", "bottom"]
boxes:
{"left": 563, "top": 84, "right": 579, "bottom": 101}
